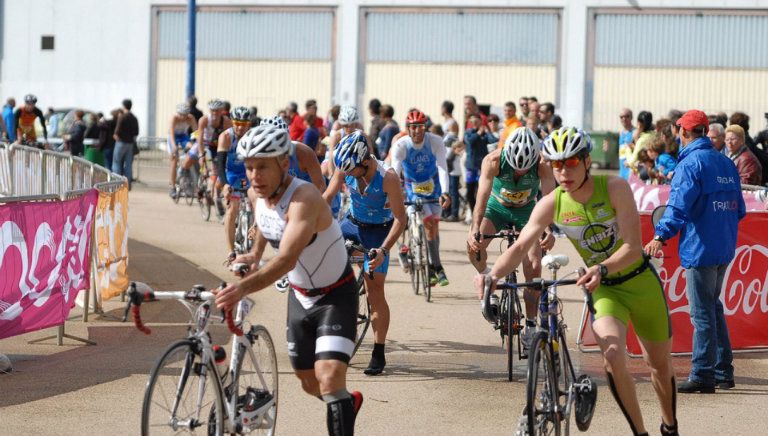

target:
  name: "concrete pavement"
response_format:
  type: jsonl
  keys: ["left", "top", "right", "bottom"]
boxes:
{"left": 1, "top": 179, "right": 767, "bottom": 436}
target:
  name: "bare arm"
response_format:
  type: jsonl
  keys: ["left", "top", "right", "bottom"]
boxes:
{"left": 470, "top": 151, "right": 499, "bottom": 235}
{"left": 217, "top": 130, "right": 230, "bottom": 153}
{"left": 196, "top": 116, "right": 208, "bottom": 147}
{"left": 296, "top": 142, "right": 326, "bottom": 192}
{"left": 322, "top": 169, "right": 344, "bottom": 205}
{"left": 380, "top": 170, "right": 407, "bottom": 251}
{"left": 168, "top": 116, "right": 178, "bottom": 149}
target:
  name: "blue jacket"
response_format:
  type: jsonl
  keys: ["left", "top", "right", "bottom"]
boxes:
{"left": 2, "top": 105, "right": 15, "bottom": 141}
{"left": 655, "top": 136, "right": 746, "bottom": 268}
{"left": 463, "top": 128, "right": 492, "bottom": 171}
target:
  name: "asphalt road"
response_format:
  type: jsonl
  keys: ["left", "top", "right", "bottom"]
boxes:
{"left": 2, "top": 180, "right": 768, "bottom": 436}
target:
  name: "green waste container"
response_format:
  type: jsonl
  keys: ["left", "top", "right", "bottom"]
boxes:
{"left": 588, "top": 131, "right": 619, "bottom": 169}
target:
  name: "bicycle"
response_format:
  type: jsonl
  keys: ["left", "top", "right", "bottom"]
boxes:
{"left": 476, "top": 227, "right": 525, "bottom": 382}
{"left": 483, "top": 255, "right": 597, "bottom": 435}
{"left": 233, "top": 184, "right": 254, "bottom": 256}
{"left": 174, "top": 150, "right": 199, "bottom": 206}
{"left": 344, "top": 240, "right": 373, "bottom": 358}
{"left": 402, "top": 198, "right": 440, "bottom": 302}
{"left": 124, "top": 281, "right": 278, "bottom": 436}
{"left": 197, "top": 152, "right": 215, "bottom": 221}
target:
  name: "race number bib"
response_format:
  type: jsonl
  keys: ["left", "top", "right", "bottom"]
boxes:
{"left": 500, "top": 188, "right": 531, "bottom": 205}
{"left": 412, "top": 179, "right": 435, "bottom": 195}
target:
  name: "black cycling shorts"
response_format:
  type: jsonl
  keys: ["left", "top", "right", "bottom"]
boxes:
{"left": 286, "top": 275, "right": 359, "bottom": 370}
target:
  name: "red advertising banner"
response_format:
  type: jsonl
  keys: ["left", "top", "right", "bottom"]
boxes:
{"left": 578, "top": 211, "right": 768, "bottom": 355}
{"left": 0, "top": 190, "right": 98, "bottom": 339}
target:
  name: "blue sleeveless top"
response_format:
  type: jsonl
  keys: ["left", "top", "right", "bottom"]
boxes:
{"left": 402, "top": 135, "right": 441, "bottom": 200}
{"left": 225, "top": 128, "right": 248, "bottom": 187}
{"left": 345, "top": 160, "right": 392, "bottom": 224}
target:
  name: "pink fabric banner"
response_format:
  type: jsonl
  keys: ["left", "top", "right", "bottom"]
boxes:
{"left": 628, "top": 174, "right": 766, "bottom": 211}
{"left": 0, "top": 190, "right": 98, "bottom": 339}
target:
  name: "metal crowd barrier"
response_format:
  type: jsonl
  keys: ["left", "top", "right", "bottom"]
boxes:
{"left": 133, "top": 136, "right": 168, "bottom": 182}
{"left": 0, "top": 143, "right": 124, "bottom": 198}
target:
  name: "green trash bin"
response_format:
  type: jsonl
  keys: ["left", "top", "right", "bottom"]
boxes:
{"left": 587, "top": 131, "right": 619, "bottom": 169}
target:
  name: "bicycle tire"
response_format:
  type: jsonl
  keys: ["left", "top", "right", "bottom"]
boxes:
{"left": 526, "top": 331, "right": 562, "bottom": 436}
{"left": 505, "top": 289, "right": 515, "bottom": 382}
{"left": 173, "top": 184, "right": 181, "bottom": 204}
{"left": 142, "top": 339, "right": 225, "bottom": 436}
{"left": 185, "top": 179, "right": 194, "bottom": 206}
{"left": 418, "top": 224, "right": 431, "bottom": 302}
{"left": 408, "top": 225, "right": 420, "bottom": 295}
{"left": 352, "top": 273, "right": 371, "bottom": 357}
{"left": 234, "top": 325, "right": 279, "bottom": 436}
{"left": 556, "top": 329, "right": 573, "bottom": 435}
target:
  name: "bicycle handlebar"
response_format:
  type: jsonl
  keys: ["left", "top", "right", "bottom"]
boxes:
{"left": 345, "top": 240, "right": 375, "bottom": 279}
{"left": 403, "top": 198, "right": 440, "bottom": 206}
{"left": 123, "top": 282, "right": 244, "bottom": 336}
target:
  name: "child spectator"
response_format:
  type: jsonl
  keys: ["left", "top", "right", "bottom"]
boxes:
{"left": 647, "top": 136, "right": 677, "bottom": 183}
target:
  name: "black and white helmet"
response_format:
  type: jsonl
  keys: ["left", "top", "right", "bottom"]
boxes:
{"left": 260, "top": 115, "right": 288, "bottom": 131}
{"left": 24, "top": 94, "right": 37, "bottom": 104}
{"left": 237, "top": 125, "right": 291, "bottom": 160}
{"left": 207, "top": 98, "right": 225, "bottom": 110}
{"left": 503, "top": 127, "right": 541, "bottom": 171}
{"left": 230, "top": 106, "right": 251, "bottom": 122}
{"left": 176, "top": 103, "right": 190, "bottom": 115}
{"left": 338, "top": 105, "right": 360, "bottom": 125}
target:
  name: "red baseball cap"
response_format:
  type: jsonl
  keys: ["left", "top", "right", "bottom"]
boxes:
{"left": 676, "top": 109, "right": 709, "bottom": 132}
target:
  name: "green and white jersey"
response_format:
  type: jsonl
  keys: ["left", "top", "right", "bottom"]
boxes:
{"left": 490, "top": 152, "right": 540, "bottom": 207}
{"left": 553, "top": 175, "right": 641, "bottom": 276}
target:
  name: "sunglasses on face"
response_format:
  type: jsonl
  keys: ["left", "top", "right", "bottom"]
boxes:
{"left": 549, "top": 156, "right": 582, "bottom": 170}
{"left": 233, "top": 120, "right": 250, "bottom": 126}
{"left": 409, "top": 124, "right": 426, "bottom": 130}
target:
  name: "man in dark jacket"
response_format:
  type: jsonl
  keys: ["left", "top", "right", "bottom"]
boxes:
{"left": 645, "top": 109, "right": 746, "bottom": 394}
{"left": 112, "top": 99, "right": 139, "bottom": 188}
{"left": 463, "top": 113, "right": 495, "bottom": 213}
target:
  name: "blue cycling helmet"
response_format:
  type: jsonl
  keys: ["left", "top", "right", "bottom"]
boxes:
{"left": 334, "top": 130, "right": 369, "bottom": 172}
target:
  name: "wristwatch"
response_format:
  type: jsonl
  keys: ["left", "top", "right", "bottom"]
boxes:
{"left": 379, "top": 246, "right": 389, "bottom": 257}
{"left": 653, "top": 235, "right": 665, "bottom": 243}
{"left": 598, "top": 264, "right": 609, "bottom": 277}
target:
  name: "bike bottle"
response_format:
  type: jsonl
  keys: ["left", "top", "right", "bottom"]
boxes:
{"left": 212, "top": 345, "right": 228, "bottom": 379}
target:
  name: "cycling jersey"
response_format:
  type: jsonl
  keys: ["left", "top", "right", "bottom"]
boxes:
{"left": 288, "top": 142, "right": 312, "bottom": 183}
{"left": 345, "top": 159, "right": 392, "bottom": 224}
{"left": 484, "top": 153, "right": 540, "bottom": 230}
{"left": 203, "top": 115, "right": 225, "bottom": 158}
{"left": 254, "top": 177, "right": 348, "bottom": 308}
{"left": 390, "top": 132, "right": 449, "bottom": 201}
{"left": 554, "top": 175, "right": 670, "bottom": 342}
{"left": 15, "top": 107, "right": 46, "bottom": 142}
{"left": 225, "top": 127, "right": 248, "bottom": 189}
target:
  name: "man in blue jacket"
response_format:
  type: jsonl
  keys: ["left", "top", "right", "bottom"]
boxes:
{"left": 645, "top": 109, "right": 745, "bottom": 394}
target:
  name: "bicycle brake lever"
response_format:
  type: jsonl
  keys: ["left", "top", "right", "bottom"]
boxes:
{"left": 366, "top": 249, "right": 376, "bottom": 279}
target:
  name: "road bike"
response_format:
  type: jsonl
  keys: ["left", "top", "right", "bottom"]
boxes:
{"left": 124, "top": 281, "right": 278, "bottom": 435}
{"left": 173, "top": 151, "right": 199, "bottom": 206}
{"left": 483, "top": 255, "right": 597, "bottom": 435}
{"left": 476, "top": 227, "right": 525, "bottom": 382}
{"left": 344, "top": 240, "right": 373, "bottom": 358}
{"left": 402, "top": 198, "right": 440, "bottom": 302}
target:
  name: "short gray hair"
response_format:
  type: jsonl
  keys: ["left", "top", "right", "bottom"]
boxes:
{"left": 709, "top": 123, "right": 725, "bottom": 136}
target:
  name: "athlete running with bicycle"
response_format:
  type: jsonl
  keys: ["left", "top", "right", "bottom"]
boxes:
{"left": 390, "top": 109, "right": 451, "bottom": 286}
{"left": 323, "top": 130, "right": 406, "bottom": 376}
{"left": 216, "top": 106, "right": 256, "bottom": 260}
{"left": 216, "top": 124, "right": 364, "bottom": 436}
{"left": 167, "top": 102, "right": 198, "bottom": 198}
{"left": 14, "top": 94, "right": 47, "bottom": 148}
{"left": 466, "top": 127, "right": 556, "bottom": 353}
{"left": 475, "top": 127, "right": 678, "bottom": 436}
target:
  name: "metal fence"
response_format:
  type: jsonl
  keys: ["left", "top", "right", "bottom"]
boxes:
{"left": 133, "top": 137, "right": 169, "bottom": 183}
{"left": 0, "top": 143, "right": 124, "bottom": 199}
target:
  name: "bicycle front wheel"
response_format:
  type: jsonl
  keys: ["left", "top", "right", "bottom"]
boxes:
{"left": 236, "top": 325, "right": 279, "bottom": 436}
{"left": 408, "top": 228, "right": 420, "bottom": 295}
{"left": 142, "top": 339, "right": 225, "bottom": 436}
{"left": 418, "top": 224, "right": 431, "bottom": 302}
{"left": 504, "top": 290, "right": 515, "bottom": 382}
{"left": 526, "top": 332, "right": 562, "bottom": 436}
{"left": 352, "top": 274, "right": 371, "bottom": 357}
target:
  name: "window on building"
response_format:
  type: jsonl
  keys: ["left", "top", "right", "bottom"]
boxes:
{"left": 41, "top": 35, "right": 54, "bottom": 50}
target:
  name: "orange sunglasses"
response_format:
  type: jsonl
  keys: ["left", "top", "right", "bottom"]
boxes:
{"left": 549, "top": 156, "right": 582, "bottom": 170}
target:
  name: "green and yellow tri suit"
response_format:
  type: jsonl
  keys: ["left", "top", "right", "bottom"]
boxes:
{"left": 484, "top": 152, "right": 540, "bottom": 231}
{"left": 553, "top": 175, "right": 671, "bottom": 342}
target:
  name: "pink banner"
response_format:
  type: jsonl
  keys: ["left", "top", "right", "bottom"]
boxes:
{"left": 0, "top": 190, "right": 98, "bottom": 339}
{"left": 628, "top": 175, "right": 766, "bottom": 211}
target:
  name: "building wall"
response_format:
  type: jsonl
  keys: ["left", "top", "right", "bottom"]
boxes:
{"left": 155, "top": 59, "right": 332, "bottom": 134}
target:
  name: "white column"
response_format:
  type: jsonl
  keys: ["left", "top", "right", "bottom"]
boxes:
{"left": 559, "top": 0, "right": 588, "bottom": 128}
{"left": 334, "top": 0, "right": 361, "bottom": 107}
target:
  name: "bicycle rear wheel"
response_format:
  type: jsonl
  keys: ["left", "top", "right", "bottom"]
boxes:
{"left": 408, "top": 227, "right": 420, "bottom": 295}
{"left": 142, "top": 339, "right": 224, "bottom": 436}
{"left": 526, "top": 331, "right": 562, "bottom": 436}
{"left": 235, "top": 325, "right": 279, "bottom": 436}
{"left": 198, "top": 180, "right": 211, "bottom": 222}
{"left": 353, "top": 273, "right": 371, "bottom": 357}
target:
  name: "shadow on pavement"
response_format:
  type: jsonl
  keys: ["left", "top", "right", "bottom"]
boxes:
{"left": 0, "top": 238, "right": 230, "bottom": 407}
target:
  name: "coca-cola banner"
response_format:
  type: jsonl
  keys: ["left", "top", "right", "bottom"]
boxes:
{"left": 0, "top": 190, "right": 97, "bottom": 339}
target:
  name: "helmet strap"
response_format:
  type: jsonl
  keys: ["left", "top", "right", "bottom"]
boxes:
{"left": 268, "top": 166, "right": 289, "bottom": 201}
{"left": 571, "top": 159, "right": 590, "bottom": 193}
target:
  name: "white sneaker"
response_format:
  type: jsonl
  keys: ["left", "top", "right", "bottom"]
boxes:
{"left": 274, "top": 277, "right": 289, "bottom": 293}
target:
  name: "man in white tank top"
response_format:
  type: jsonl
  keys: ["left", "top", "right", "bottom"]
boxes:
{"left": 215, "top": 124, "right": 363, "bottom": 436}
